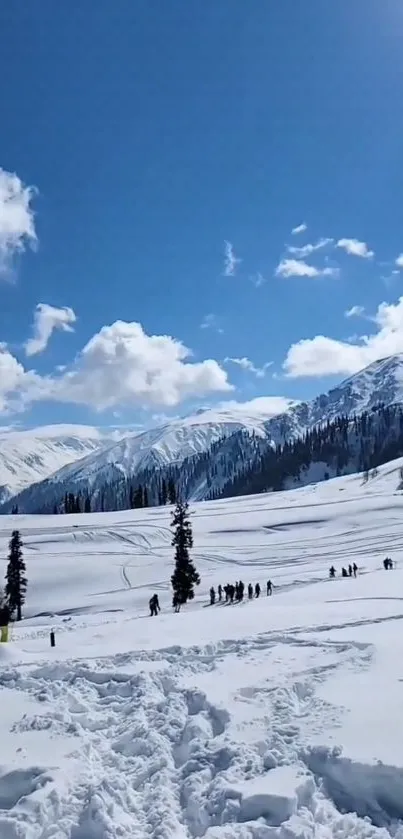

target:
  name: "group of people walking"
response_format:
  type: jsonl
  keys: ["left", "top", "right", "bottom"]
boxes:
{"left": 210, "top": 579, "right": 273, "bottom": 605}
{"left": 329, "top": 564, "right": 358, "bottom": 579}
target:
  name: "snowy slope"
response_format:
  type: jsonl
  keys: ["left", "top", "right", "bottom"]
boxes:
{"left": 0, "top": 425, "right": 115, "bottom": 504}
{"left": 2, "top": 461, "right": 403, "bottom": 836}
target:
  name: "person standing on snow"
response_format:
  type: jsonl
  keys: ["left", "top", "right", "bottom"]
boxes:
{"left": 267, "top": 580, "right": 273, "bottom": 596}
{"left": 149, "top": 594, "right": 160, "bottom": 616}
{"left": 353, "top": 562, "right": 358, "bottom": 577}
{"left": 255, "top": 582, "right": 261, "bottom": 598}
{"left": 218, "top": 584, "right": 223, "bottom": 602}
{"left": 210, "top": 586, "right": 216, "bottom": 606}
{"left": 248, "top": 583, "right": 253, "bottom": 600}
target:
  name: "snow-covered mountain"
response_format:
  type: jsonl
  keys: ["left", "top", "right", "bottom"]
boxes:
{"left": 0, "top": 425, "right": 116, "bottom": 504}
{"left": 1, "top": 406, "right": 285, "bottom": 512}
{"left": 4, "top": 354, "right": 403, "bottom": 513}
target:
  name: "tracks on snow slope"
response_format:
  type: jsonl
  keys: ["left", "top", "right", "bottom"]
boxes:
{"left": 0, "top": 633, "right": 402, "bottom": 839}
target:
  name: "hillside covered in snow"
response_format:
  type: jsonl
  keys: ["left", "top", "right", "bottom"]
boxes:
{"left": 0, "top": 425, "right": 115, "bottom": 505}
{"left": 1, "top": 460, "right": 403, "bottom": 836}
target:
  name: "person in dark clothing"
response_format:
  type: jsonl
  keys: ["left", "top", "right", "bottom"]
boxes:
{"left": 228, "top": 584, "right": 235, "bottom": 604}
{"left": 172, "top": 593, "right": 181, "bottom": 613}
{"left": 238, "top": 581, "right": 245, "bottom": 602}
{"left": 149, "top": 594, "right": 160, "bottom": 616}
{"left": 235, "top": 582, "right": 239, "bottom": 601}
{"left": 267, "top": 580, "right": 273, "bottom": 596}
{"left": 353, "top": 562, "right": 358, "bottom": 577}
{"left": 341, "top": 567, "right": 348, "bottom": 578}
{"left": 210, "top": 586, "right": 216, "bottom": 606}
{"left": 255, "top": 582, "right": 261, "bottom": 598}
{"left": 0, "top": 602, "right": 10, "bottom": 626}
{"left": 348, "top": 564, "right": 353, "bottom": 577}
{"left": 248, "top": 583, "right": 253, "bottom": 600}
{"left": 329, "top": 566, "right": 336, "bottom": 578}
{"left": 218, "top": 584, "right": 223, "bottom": 602}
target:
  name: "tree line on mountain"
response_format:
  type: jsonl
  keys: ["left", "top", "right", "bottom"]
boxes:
{"left": 9, "top": 403, "right": 403, "bottom": 516}
{"left": 218, "top": 403, "right": 403, "bottom": 498}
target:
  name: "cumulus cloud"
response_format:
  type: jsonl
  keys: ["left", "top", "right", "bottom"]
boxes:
{"left": 396, "top": 254, "right": 403, "bottom": 269}
{"left": 291, "top": 223, "right": 307, "bottom": 235}
{"left": 223, "top": 241, "right": 242, "bottom": 277}
{"left": 0, "top": 167, "right": 37, "bottom": 275}
{"left": 0, "top": 344, "right": 46, "bottom": 414}
{"left": 336, "top": 238, "right": 374, "bottom": 259}
{"left": 216, "top": 395, "right": 299, "bottom": 416}
{"left": 224, "top": 356, "right": 272, "bottom": 378}
{"left": 344, "top": 305, "right": 365, "bottom": 318}
{"left": 287, "top": 238, "right": 333, "bottom": 258}
{"left": 53, "top": 321, "right": 233, "bottom": 410}
{"left": 283, "top": 296, "right": 403, "bottom": 378}
{"left": 275, "top": 258, "right": 337, "bottom": 279}
{"left": 25, "top": 303, "right": 77, "bottom": 356}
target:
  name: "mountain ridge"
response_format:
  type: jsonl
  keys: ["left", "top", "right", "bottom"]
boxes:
{"left": 3, "top": 354, "right": 403, "bottom": 512}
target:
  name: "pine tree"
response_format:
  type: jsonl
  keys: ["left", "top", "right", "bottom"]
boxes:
{"left": 5, "top": 530, "right": 27, "bottom": 621}
{"left": 161, "top": 479, "right": 168, "bottom": 505}
{"left": 171, "top": 500, "right": 200, "bottom": 605}
{"left": 84, "top": 495, "right": 91, "bottom": 513}
{"left": 143, "top": 486, "right": 149, "bottom": 507}
{"left": 168, "top": 478, "right": 176, "bottom": 505}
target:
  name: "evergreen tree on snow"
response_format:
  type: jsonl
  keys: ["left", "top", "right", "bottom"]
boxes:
{"left": 5, "top": 530, "right": 27, "bottom": 621}
{"left": 171, "top": 500, "right": 199, "bottom": 605}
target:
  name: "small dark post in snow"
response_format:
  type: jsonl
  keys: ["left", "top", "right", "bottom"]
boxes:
{"left": 50, "top": 630, "right": 55, "bottom": 648}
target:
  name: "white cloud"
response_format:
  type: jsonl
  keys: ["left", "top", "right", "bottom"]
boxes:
{"left": 216, "top": 395, "right": 299, "bottom": 417}
{"left": 396, "top": 254, "right": 403, "bottom": 268}
{"left": 0, "top": 167, "right": 37, "bottom": 276}
{"left": 283, "top": 296, "right": 403, "bottom": 378}
{"left": 291, "top": 223, "right": 307, "bottom": 235}
{"left": 0, "top": 344, "right": 46, "bottom": 414}
{"left": 275, "top": 258, "right": 337, "bottom": 279}
{"left": 53, "top": 321, "right": 233, "bottom": 410}
{"left": 249, "top": 272, "right": 267, "bottom": 287}
{"left": 223, "top": 240, "right": 242, "bottom": 277}
{"left": 287, "top": 238, "right": 333, "bottom": 258}
{"left": 200, "top": 313, "right": 223, "bottom": 333}
{"left": 336, "top": 238, "right": 374, "bottom": 259}
{"left": 224, "top": 356, "right": 272, "bottom": 378}
{"left": 344, "top": 305, "right": 365, "bottom": 318}
{"left": 25, "top": 303, "right": 77, "bottom": 356}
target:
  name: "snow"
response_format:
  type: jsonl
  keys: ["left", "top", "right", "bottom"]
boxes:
{"left": 0, "top": 425, "right": 115, "bottom": 504}
{"left": 2, "top": 458, "right": 403, "bottom": 836}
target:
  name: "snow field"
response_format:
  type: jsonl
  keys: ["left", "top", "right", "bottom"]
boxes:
{"left": 2, "top": 459, "right": 403, "bottom": 837}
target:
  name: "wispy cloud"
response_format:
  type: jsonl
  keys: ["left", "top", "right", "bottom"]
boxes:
{"left": 287, "top": 237, "right": 333, "bottom": 259}
{"left": 291, "top": 223, "right": 307, "bottom": 235}
{"left": 0, "top": 167, "right": 37, "bottom": 277}
{"left": 344, "top": 305, "right": 365, "bottom": 318}
{"left": 275, "top": 258, "right": 338, "bottom": 279}
{"left": 336, "top": 238, "right": 374, "bottom": 259}
{"left": 223, "top": 240, "right": 242, "bottom": 277}
{"left": 200, "top": 313, "right": 223, "bottom": 334}
{"left": 396, "top": 254, "right": 403, "bottom": 269}
{"left": 224, "top": 356, "right": 272, "bottom": 378}
{"left": 25, "top": 303, "right": 77, "bottom": 356}
{"left": 249, "top": 272, "right": 267, "bottom": 288}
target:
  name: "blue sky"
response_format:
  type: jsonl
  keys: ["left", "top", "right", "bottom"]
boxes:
{"left": 1, "top": 0, "right": 403, "bottom": 430}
